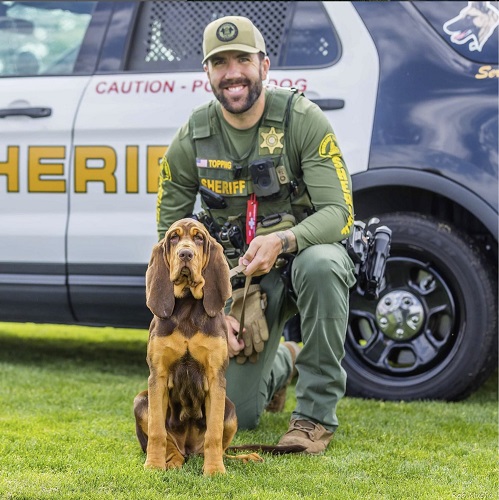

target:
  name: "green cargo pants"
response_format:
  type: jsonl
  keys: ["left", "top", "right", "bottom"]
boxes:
{"left": 226, "top": 242, "right": 356, "bottom": 431}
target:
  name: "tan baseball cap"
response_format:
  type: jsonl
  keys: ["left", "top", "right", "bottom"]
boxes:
{"left": 202, "top": 16, "right": 266, "bottom": 64}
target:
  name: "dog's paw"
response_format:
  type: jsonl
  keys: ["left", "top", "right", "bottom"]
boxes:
{"left": 203, "top": 462, "right": 226, "bottom": 476}
{"left": 165, "top": 454, "right": 184, "bottom": 470}
{"left": 144, "top": 460, "right": 166, "bottom": 470}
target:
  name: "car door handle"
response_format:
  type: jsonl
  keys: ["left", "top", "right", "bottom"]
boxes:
{"left": 0, "top": 107, "right": 52, "bottom": 118}
{"left": 310, "top": 99, "right": 345, "bottom": 110}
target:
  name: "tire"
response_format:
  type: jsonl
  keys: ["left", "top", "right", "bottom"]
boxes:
{"left": 344, "top": 212, "right": 498, "bottom": 401}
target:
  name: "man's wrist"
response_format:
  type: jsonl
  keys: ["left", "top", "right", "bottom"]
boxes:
{"left": 275, "top": 230, "right": 297, "bottom": 253}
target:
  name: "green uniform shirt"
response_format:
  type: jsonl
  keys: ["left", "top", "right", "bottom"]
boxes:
{"left": 157, "top": 87, "right": 354, "bottom": 250}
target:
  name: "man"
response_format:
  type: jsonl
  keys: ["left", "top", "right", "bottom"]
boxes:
{"left": 156, "top": 16, "right": 356, "bottom": 454}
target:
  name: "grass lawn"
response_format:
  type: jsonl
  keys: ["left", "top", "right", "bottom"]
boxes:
{"left": 0, "top": 322, "right": 497, "bottom": 499}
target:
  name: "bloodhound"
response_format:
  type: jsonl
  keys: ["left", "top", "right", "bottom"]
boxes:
{"left": 133, "top": 218, "right": 262, "bottom": 475}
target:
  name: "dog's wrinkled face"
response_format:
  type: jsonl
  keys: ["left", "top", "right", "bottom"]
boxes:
{"left": 165, "top": 219, "right": 210, "bottom": 300}
{"left": 146, "top": 218, "right": 230, "bottom": 318}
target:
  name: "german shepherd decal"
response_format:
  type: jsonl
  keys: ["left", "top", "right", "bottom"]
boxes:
{"left": 443, "top": 1, "right": 499, "bottom": 52}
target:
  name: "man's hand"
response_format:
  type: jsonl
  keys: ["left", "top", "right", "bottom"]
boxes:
{"left": 225, "top": 315, "right": 245, "bottom": 357}
{"left": 239, "top": 230, "right": 297, "bottom": 276}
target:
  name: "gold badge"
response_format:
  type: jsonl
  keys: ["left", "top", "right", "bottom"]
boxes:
{"left": 260, "top": 127, "right": 284, "bottom": 154}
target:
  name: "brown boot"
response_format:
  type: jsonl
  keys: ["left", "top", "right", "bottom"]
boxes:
{"left": 266, "top": 341, "right": 301, "bottom": 413}
{"left": 277, "top": 419, "right": 334, "bottom": 454}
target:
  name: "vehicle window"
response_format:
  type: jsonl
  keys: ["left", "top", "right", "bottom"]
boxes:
{"left": 126, "top": 0, "right": 340, "bottom": 72}
{"left": 0, "top": 1, "right": 96, "bottom": 77}
{"left": 414, "top": 1, "right": 499, "bottom": 64}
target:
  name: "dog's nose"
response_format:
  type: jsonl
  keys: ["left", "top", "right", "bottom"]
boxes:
{"left": 178, "top": 248, "right": 194, "bottom": 262}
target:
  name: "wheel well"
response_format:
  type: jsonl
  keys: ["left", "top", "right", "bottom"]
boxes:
{"left": 353, "top": 185, "right": 498, "bottom": 265}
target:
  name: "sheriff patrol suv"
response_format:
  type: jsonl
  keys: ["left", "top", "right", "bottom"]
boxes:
{"left": 1, "top": 1, "right": 497, "bottom": 402}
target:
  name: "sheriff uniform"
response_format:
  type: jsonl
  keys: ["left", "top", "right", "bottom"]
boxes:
{"left": 156, "top": 17, "right": 356, "bottom": 441}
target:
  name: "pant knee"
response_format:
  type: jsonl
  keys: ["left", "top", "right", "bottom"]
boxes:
{"left": 232, "top": 400, "right": 264, "bottom": 430}
{"left": 292, "top": 244, "right": 356, "bottom": 297}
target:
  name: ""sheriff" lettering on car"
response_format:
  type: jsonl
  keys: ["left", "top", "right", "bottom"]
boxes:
{"left": 0, "top": 146, "right": 166, "bottom": 193}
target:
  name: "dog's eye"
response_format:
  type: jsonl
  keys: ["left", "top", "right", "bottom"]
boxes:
{"left": 169, "top": 234, "right": 179, "bottom": 244}
{"left": 193, "top": 233, "right": 204, "bottom": 243}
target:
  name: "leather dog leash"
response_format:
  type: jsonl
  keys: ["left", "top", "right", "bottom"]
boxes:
{"left": 228, "top": 263, "right": 247, "bottom": 280}
{"left": 229, "top": 264, "right": 251, "bottom": 341}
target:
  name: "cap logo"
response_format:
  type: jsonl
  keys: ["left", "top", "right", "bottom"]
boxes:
{"left": 216, "top": 22, "right": 238, "bottom": 42}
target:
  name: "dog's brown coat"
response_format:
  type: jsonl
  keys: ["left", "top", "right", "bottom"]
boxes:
{"left": 133, "top": 218, "right": 261, "bottom": 475}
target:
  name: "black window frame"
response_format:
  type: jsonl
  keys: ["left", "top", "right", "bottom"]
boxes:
{"left": 109, "top": 0, "right": 342, "bottom": 74}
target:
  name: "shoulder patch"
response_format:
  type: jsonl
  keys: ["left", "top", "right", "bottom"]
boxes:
{"left": 319, "top": 133, "right": 341, "bottom": 158}
{"left": 161, "top": 155, "right": 172, "bottom": 181}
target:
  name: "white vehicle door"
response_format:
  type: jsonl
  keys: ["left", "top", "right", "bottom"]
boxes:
{"left": 68, "top": 1, "right": 378, "bottom": 326}
{"left": 0, "top": 1, "right": 107, "bottom": 322}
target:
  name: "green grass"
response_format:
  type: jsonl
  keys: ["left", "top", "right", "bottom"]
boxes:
{"left": 0, "top": 322, "right": 496, "bottom": 500}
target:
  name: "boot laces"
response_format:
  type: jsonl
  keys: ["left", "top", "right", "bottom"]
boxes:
{"left": 290, "top": 419, "right": 318, "bottom": 439}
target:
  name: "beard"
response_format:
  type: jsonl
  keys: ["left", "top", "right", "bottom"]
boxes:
{"left": 211, "top": 69, "right": 264, "bottom": 115}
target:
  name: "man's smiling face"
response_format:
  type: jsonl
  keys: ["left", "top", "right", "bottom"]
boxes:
{"left": 205, "top": 51, "right": 269, "bottom": 115}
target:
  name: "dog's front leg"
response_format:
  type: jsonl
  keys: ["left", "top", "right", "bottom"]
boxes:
{"left": 145, "top": 353, "right": 168, "bottom": 470}
{"left": 203, "top": 370, "right": 227, "bottom": 476}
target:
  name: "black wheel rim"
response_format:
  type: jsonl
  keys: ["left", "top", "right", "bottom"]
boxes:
{"left": 348, "top": 255, "right": 459, "bottom": 380}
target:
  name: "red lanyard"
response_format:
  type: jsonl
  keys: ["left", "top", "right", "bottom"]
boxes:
{"left": 246, "top": 193, "right": 258, "bottom": 244}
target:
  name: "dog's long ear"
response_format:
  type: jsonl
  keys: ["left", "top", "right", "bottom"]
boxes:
{"left": 202, "top": 235, "right": 231, "bottom": 317}
{"left": 146, "top": 240, "right": 175, "bottom": 318}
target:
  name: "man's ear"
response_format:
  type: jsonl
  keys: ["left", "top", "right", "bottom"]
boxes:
{"left": 262, "top": 55, "right": 270, "bottom": 80}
